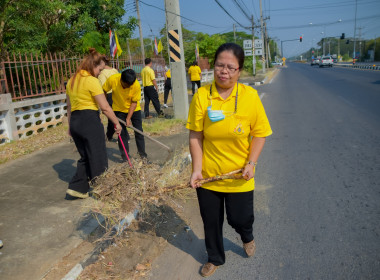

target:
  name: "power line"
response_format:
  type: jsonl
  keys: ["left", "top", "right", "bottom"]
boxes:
{"left": 214, "top": 0, "right": 247, "bottom": 29}
{"left": 267, "top": 14, "right": 380, "bottom": 31}
{"left": 138, "top": 0, "right": 226, "bottom": 29}
{"left": 232, "top": 0, "right": 251, "bottom": 22}
{"left": 266, "top": 0, "right": 378, "bottom": 12}
{"left": 251, "top": 0, "right": 259, "bottom": 21}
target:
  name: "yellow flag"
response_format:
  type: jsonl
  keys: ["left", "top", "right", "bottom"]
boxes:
{"left": 157, "top": 39, "right": 163, "bottom": 53}
{"left": 115, "top": 32, "right": 123, "bottom": 57}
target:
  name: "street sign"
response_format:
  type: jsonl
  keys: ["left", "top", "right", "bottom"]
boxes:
{"left": 243, "top": 40, "right": 252, "bottom": 49}
{"left": 244, "top": 49, "right": 253, "bottom": 56}
{"left": 254, "top": 49, "right": 263, "bottom": 55}
{"left": 254, "top": 39, "right": 263, "bottom": 49}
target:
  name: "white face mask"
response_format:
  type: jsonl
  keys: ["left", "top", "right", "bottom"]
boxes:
{"left": 207, "top": 83, "right": 238, "bottom": 123}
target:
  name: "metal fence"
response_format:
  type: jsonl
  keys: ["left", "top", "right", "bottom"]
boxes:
{"left": 0, "top": 53, "right": 166, "bottom": 101}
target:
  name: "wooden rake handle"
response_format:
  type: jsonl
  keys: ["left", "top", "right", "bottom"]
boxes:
{"left": 160, "top": 169, "right": 244, "bottom": 193}
{"left": 117, "top": 117, "right": 172, "bottom": 151}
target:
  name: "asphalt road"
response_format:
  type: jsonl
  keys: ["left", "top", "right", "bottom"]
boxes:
{"left": 150, "top": 63, "right": 380, "bottom": 279}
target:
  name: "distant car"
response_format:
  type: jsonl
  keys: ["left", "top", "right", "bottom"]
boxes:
{"left": 319, "top": 56, "right": 333, "bottom": 67}
{"left": 312, "top": 57, "right": 320, "bottom": 66}
{"left": 271, "top": 61, "right": 282, "bottom": 66}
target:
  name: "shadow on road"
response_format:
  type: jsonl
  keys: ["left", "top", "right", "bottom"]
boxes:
{"left": 52, "top": 158, "right": 76, "bottom": 183}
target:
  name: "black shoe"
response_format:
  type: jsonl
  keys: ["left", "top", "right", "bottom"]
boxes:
{"left": 158, "top": 112, "right": 165, "bottom": 118}
{"left": 65, "top": 193, "right": 80, "bottom": 200}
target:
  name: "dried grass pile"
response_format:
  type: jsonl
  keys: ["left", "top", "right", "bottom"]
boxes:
{"left": 89, "top": 147, "right": 192, "bottom": 235}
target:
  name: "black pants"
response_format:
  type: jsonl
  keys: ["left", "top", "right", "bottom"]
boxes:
{"left": 68, "top": 110, "right": 108, "bottom": 195}
{"left": 115, "top": 110, "right": 147, "bottom": 159}
{"left": 191, "top": 80, "right": 201, "bottom": 95}
{"left": 196, "top": 188, "right": 254, "bottom": 266}
{"left": 106, "top": 93, "right": 115, "bottom": 140}
{"left": 164, "top": 78, "right": 172, "bottom": 104}
{"left": 143, "top": 86, "right": 162, "bottom": 117}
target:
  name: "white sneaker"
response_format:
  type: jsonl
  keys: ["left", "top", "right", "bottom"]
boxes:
{"left": 163, "top": 104, "right": 168, "bottom": 108}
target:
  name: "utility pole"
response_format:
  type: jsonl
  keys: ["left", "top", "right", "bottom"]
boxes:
{"left": 233, "top": 24, "right": 236, "bottom": 43}
{"left": 264, "top": 21, "right": 269, "bottom": 68}
{"left": 374, "top": 35, "right": 377, "bottom": 62}
{"left": 338, "top": 38, "right": 340, "bottom": 61}
{"left": 126, "top": 38, "right": 133, "bottom": 68}
{"left": 353, "top": 0, "right": 357, "bottom": 63}
{"left": 164, "top": 0, "right": 189, "bottom": 120}
{"left": 259, "top": 0, "right": 266, "bottom": 73}
{"left": 135, "top": 0, "right": 145, "bottom": 62}
{"left": 358, "top": 27, "right": 363, "bottom": 61}
{"left": 251, "top": 15, "right": 256, "bottom": 76}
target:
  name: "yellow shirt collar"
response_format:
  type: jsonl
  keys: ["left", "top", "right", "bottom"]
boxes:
{"left": 210, "top": 81, "right": 238, "bottom": 100}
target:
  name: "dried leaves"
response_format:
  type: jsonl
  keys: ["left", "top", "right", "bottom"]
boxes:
{"left": 89, "top": 147, "right": 192, "bottom": 235}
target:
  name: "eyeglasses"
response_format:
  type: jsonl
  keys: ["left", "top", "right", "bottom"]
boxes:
{"left": 214, "top": 64, "right": 239, "bottom": 73}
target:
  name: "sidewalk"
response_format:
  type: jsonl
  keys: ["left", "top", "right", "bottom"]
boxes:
{"left": 0, "top": 72, "right": 271, "bottom": 280}
{"left": 0, "top": 130, "right": 188, "bottom": 280}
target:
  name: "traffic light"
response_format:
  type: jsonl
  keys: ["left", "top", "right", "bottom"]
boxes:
{"left": 300, "top": 36, "right": 303, "bottom": 42}
{"left": 340, "top": 33, "right": 345, "bottom": 40}
{"left": 346, "top": 39, "right": 350, "bottom": 44}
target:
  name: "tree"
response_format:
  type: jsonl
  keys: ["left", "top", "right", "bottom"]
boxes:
{"left": 0, "top": 0, "right": 137, "bottom": 57}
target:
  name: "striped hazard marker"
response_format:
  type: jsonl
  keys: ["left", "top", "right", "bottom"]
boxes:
{"left": 168, "top": 29, "right": 181, "bottom": 62}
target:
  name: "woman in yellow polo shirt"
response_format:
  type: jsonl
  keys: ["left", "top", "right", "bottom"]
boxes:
{"left": 188, "top": 61, "right": 202, "bottom": 95}
{"left": 65, "top": 48, "right": 122, "bottom": 200}
{"left": 186, "top": 43, "right": 272, "bottom": 277}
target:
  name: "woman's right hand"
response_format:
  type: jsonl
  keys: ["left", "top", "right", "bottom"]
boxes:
{"left": 114, "top": 123, "right": 122, "bottom": 134}
{"left": 190, "top": 171, "right": 203, "bottom": 189}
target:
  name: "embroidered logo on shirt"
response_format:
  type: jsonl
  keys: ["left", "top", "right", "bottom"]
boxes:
{"left": 233, "top": 123, "right": 245, "bottom": 135}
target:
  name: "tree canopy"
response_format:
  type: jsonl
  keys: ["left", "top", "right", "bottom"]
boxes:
{"left": 0, "top": 0, "right": 137, "bottom": 58}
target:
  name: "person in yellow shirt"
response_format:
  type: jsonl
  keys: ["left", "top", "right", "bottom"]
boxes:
{"left": 98, "top": 56, "right": 119, "bottom": 141}
{"left": 163, "top": 66, "right": 172, "bottom": 108}
{"left": 103, "top": 69, "right": 147, "bottom": 160}
{"left": 187, "top": 43, "right": 272, "bottom": 277}
{"left": 188, "top": 61, "right": 202, "bottom": 95}
{"left": 65, "top": 48, "right": 122, "bottom": 200}
{"left": 141, "top": 58, "right": 164, "bottom": 119}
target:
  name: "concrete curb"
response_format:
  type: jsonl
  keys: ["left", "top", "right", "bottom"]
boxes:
{"left": 61, "top": 209, "right": 139, "bottom": 280}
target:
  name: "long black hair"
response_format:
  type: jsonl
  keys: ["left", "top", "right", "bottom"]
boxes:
{"left": 214, "top": 43, "right": 245, "bottom": 70}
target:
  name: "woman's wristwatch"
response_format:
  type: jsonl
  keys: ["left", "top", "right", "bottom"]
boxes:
{"left": 248, "top": 160, "right": 257, "bottom": 167}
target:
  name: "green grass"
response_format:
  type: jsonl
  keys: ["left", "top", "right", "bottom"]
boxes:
{"left": 143, "top": 118, "right": 186, "bottom": 135}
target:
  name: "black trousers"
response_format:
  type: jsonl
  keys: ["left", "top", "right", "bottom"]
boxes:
{"left": 106, "top": 93, "right": 115, "bottom": 140}
{"left": 164, "top": 78, "right": 172, "bottom": 104}
{"left": 196, "top": 188, "right": 254, "bottom": 266}
{"left": 143, "top": 86, "right": 162, "bottom": 117}
{"left": 191, "top": 80, "right": 201, "bottom": 95}
{"left": 115, "top": 110, "right": 147, "bottom": 159}
{"left": 68, "top": 110, "right": 108, "bottom": 195}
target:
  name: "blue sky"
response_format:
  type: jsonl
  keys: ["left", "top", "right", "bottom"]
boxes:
{"left": 125, "top": 0, "right": 380, "bottom": 58}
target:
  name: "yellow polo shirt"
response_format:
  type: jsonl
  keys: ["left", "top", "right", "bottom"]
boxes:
{"left": 188, "top": 65, "right": 201, "bottom": 81}
{"left": 186, "top": 81, "right": 272, "bottom": 193}
{"left": 98, "top": 68, "right": 119, "bottom": 93}
{"left": 166, "top": 69, "right": 171, "bottom": 78}
{"left": 141, "top": 66, "right": 155, "bottom": 87}
{"left": 102, "top": 74, "right": 142, "bottom": 113}
{"left": 66, "top": 70, "right": 103, "bottom": 111}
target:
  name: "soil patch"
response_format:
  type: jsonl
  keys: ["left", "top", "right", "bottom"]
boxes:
{"left": 79, "top": 198, "right": 192, "bottom": 280}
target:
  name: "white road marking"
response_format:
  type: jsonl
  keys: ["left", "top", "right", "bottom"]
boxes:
{"left": 259, "top": 92, "right": 266, "bottom": 99}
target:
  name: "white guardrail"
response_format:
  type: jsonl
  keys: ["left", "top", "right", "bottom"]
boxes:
{"left": 334, "top": 63, "right": 380, "bottom": 70}
{"left": 0, "top": 70, "right": 214, "bottom": 144}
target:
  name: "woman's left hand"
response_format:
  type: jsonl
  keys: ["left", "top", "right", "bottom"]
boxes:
{"left": 242, "top": 164, "right": 255, "bottom": 181}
